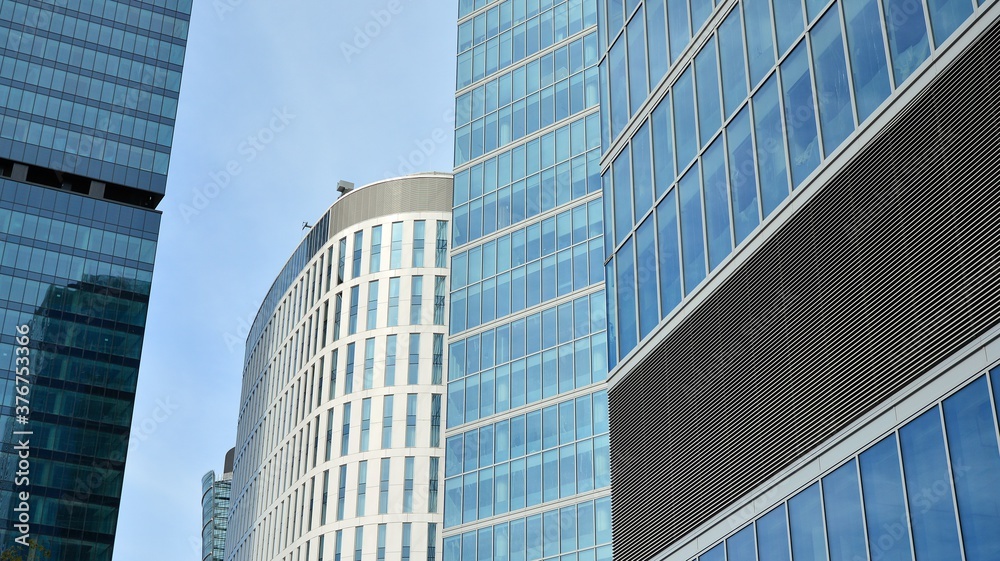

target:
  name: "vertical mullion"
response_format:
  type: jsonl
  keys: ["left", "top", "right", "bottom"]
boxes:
{"left": 833, "top": 0, "right": 862, "bottom": 129}
{"left": 853, "top": 457, "right": 874, "bottom": 561}
{"left": 985, "top": 371, "right": 1000, "bottom": 465}
{"left": 934, "top": 405, "right": 970, "bottom": 561}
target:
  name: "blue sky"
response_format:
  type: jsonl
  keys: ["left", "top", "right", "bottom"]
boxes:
{"left": 112, "top": 2, "right": 458, "bottom": 559}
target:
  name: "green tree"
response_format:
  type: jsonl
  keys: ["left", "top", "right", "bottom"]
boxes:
{"left": 0, "top": 540, "right": 50, "bottom": 561}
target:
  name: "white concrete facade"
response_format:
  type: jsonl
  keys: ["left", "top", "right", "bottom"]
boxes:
{"left": 225, "top": 175, "right": 453, "bottom": 561}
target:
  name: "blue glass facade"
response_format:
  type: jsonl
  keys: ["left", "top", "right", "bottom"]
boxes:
{"left": 682, "top": 366, "right": 1000, "bottom": 561}
{"left": 597, "top": 0, "right": 989, "bottom": 367}
{"left": 447, "top": 0, "right": 611, "bottom": 559}
{"left": 0, "top": 1, "right": 190, "bottom": 558}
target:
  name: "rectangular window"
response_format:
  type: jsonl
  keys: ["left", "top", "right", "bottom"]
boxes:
{"left": 370, "top": 225, "right": 383, "bottom": 273}
{"left": 345, "top": 343, "right": 356, "bottom": 394}
{"left": 430, "top": 394, "right": 442, "bottom": 447}
{"left": 382, "top": 395, "right": 394, "bottom": 448}
{"left": 367, "top": 280, "right": 379, "bottom": 330}
{"left": 337, "top": 238, "right": 347, "bottom": 285}
{"left": 341, "top": 403, "right": 352, "bottom": 455}
{"left": 363, "top": 338, "right": 376, "bottom": 390}
{"left": 385, "top": 335, "right": 398, "bottom": 386}
{"left": 432, "top": 334, "right": 444, "bottom": 384}
{"left": 360, "top": 398, "right": 371, "bottom": 452}
{"left": 348, "top": 286, "right": 360, "bottom": 335}
{"left": 427, "top": 523, "right": 437, "bottom": 561}
{"left": 401, "top": 522, "right": 412, "bottom": 561}
{"left": 413, "top": 220, "right": 426, "bottom": 267}
{"left": 356, "top": 460, "right": 368, "bottom": 516}
{"left": 333, "top": 293, "right": 343, "bottom": 341}
{"left": 326, "top": 409, "right": 335, "bottom": 461}
{"left": 329, "top": 349, "right": 339, "bottom": 400}
{"left": 434, "top": 276, "right": 446, "bottom": 325}
{"left": 436, "top": 221, "right": 448, "bottom": 267}
{"left": 378, "top": 458, "right": 391, "bottom": 514}
{"left": 403, "top": 456, "right": 415, "bottom": 513}
{"left": 410, "top": 276, "right": 424, "bottom": 324}
{"left": 388, "top": 277, "right": 401, "bottom": 326}
{"left": 320, "top": 469, "right": 330, "bottom": 524}
{"left": 376, "top": 524, "right": 387, "bottom": 561}
{"left": 428, "top": 457, "right": 440, "bottom": 513}
{"left": 408, "top": 334, "right": 420, "bottom": 384}
{"left": 336, "top": 464, "right": 347, "bottom": 520}
{"left": 391, "top": 221, "right": 404, "bottom": 268}
{"left": 352, "top": 231, "right": 363, "bottom": 278}
{"left": 406, "top": 393, "right": 419, "bottom": 447}
{"left": 336, "top": 530, "right": 344, "bottom": 561}
{"left": 354, "top": 526, "right": 363, "bottom": 561}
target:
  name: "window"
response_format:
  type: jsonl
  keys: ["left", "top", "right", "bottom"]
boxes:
{"left": 364, "top": 338, "right": 375, "bottom": 390}
{"left": 352, "top": 231, "right": 363, "bottom": 278}
{"left": 341, "top": 403, "right": 352, "bottom": 455}
{"left": 354, "top": 526, "right": 363, "bottom": 561}
{"left": 436, "top": 220, "right": 448, "bottom": 267}
{"left": 434, "top": 276, "right": 446, "bottom": 325}
{"left": 356, "top": 460, "right": 368, "bottom": 516}
{"left": 382, "top": 395, "right": 394, "bottom": 448}
{"left": 403, "top": 457, "right": 415, "bottom": 513}
{"left": 430, "top": 394, "right": 442, "bottom": 447}
{"left": 413, "top": 220, "right": 426, "bottom": 267}
{"left": 360, "top": 398, "right": 371, "bottom": 452}
{"left": 406, "top": 394, "right": 418, "bottom": 447}
{"left": 428, "top": 457, "right": 440, "bottom": 513}
{"left": 410, "top": 276, "right": 424, "bottom": 324}
{"left": 401, "top": 522, "right": 412, "bottom": 561}
{"left": 370, "top": 225, "right": 383, "bottom": 273}
{"left": 337, "top": 238, "right": 347, "bottom": 284}
{"left": 335, "top": 529, "right": 344, "bottom": 561}
{"left": 427, "top": 523, "right": 437, "bottom": 561}
{"left": 391, "top": 221, "right": 404, "bottom": 268}
{"left": 377, "top": 524, "right": 387, "bottom": 561}
{"left": 329, "top": 349, "right": 339, "bottom": 400}
{"left": 367, "top": 280, "right": 379, "bottom": 330}
{"left": 345, "top": 343, "right": 355, "bottom": 394}
{"left": 320, "top": 469, "right": 330, "bottom": 524}
{"left": 325, "top": 410, "right": 335, "bottom": 461}
{"left": 336, "top": 465, "right": 347, "bottom": 520}
{"left": 432, "top": 335, "right": 444, "bottom": 384}
{"left": 378, "top": 458, "right": 391, "bottom": 514}
{"left": 408, "top": 334, "right": 421, "bottom": 384}
{"left": 388, "top": 277, "right": 401, "bottom": 326}
{"left": 348, "top": 286, "right": 359, "bottom": 335}
{"left": 385, "top": 335, "right": 398, "bottom": 386}
{"left": 333, "top": 293, "right": 343, "bottom": 341}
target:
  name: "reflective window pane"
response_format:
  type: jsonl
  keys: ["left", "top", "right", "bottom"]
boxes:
{"left": 635, "top": 215, "right": 659, "bottom": 339}
{"left": 614, "top": 145, "right": 634, "bottom": 247}
{"left": 702, "top": 136, "right": 732, "bottom": 271}
{"left": 656, "top": 190, "right": 683, "bottom": 315}
{"left": 668, "top": 0, "right": 692, "bottom": 64}
{"left": 627, "top": 7, "right": 649, "bottom": 113}
{"left": 695, "top": 38, "right": 722, "bottom": 147}
{"left": 858, "top": 434, "right": 913, "bottom": 561}
{"left": 842, "top": 0, "right": 891, "bottom": 121}
{"left": 788, "top": 483, "right": 828, "bottom": 561}
{"left": 674, "top": 67, "right": 698, "bottom": 169}
{"left": 632, "top": 121, "right": 655, "bottom": 219}
{"left": 756, "top": 504, "right": 792, "bottom": 561}
{"left": 773, "top": 0, "right": 805, "bottom": 54}
{"left": 679, "top": 162, "right": 706, "bottom": 293}
{"left": 927, "top": 0, "right": 973, "bottom": 47}
{"left": 822, "top": 460, "right": 867, "bottom": 561}
{"left": 652, "top": 95, "right": 675, "bottom": 197}
{"left": 719, "top": 7, "right": 749, "bottom": 118}
{"left": 811, "top": 7, "right": 855, "bottom": 157}
{"left": 727, "top": 524, "right": 756, "bottom": 561}
{"left": 899, "top": 408, "right": 963, "bottom": 561}
{"left": 647, "top": 0, "right": 670, "bottom": 83}
{"left": 781, "top": 42, "right": 821, "bottom": 187}
{"left": 942, "top": 377, "right": 1000, "bottom": 561}
{"left": 727, "top": 106, "right": 760, "bottom": 244}
{"left": 883, "top": 0, "right": 930, "bottom": 84}
{"left": 752, "top": 74, "right": 790, "bottom": 217}
{"left": 616, "top": 236, "right": 638, "bottom": 357}
{"left": 744, "top": 0, "right": 777, "bottom": 86}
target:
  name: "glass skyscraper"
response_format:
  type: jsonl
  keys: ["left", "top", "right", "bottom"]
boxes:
{"left": 597, "top": 0, "right": 1000, "bottom": 558}
{"left": 0, "top": 1, "right": 191, "bottom": 559}
{"left": 202, "top": 448, "right": 235, "bottom": 561}
{"left": 444, "top": 2, "right": 612, "bottom": 560}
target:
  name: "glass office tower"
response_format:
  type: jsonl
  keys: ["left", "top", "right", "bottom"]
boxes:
{"left": 203, "top": 448, "right": 235, "bottom": 561}
{"left": 444, "top": 2, "right": 612, "bottom": 560}
{"left": 597, "top": 0, "right": 1000, "bottom": 558}
{"left": 0, "top": 1, "right": 191, "bottom": 559}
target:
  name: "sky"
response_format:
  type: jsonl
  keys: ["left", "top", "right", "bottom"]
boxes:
{"left": 112, "top": 2, "right": 458, "bottom": 559}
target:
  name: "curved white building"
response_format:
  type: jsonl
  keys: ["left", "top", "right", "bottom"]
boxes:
{"left": 225, "top": 174, "right": 453, "bottom": 561}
